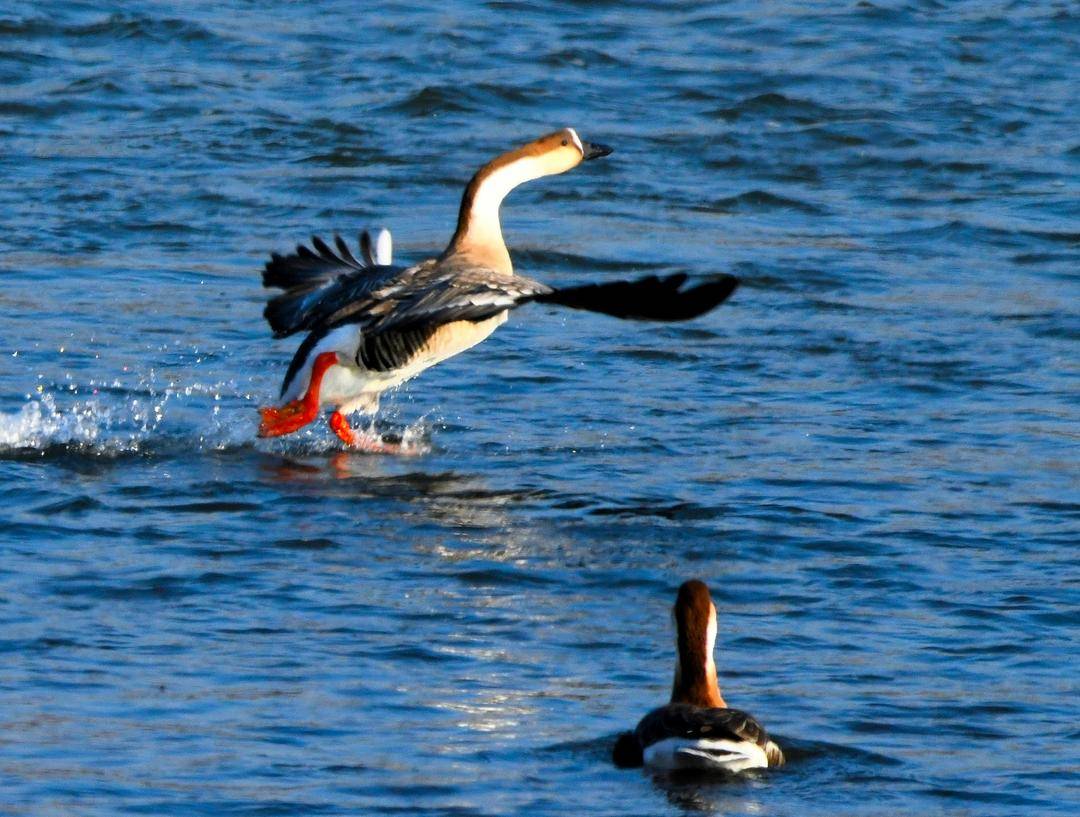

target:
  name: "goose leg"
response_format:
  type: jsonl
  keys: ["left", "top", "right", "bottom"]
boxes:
{"left": 328, "top": 411, "right": 356, "bottom": 446}
{"left": 328, "top": 410, "right": 405, "bottom": 454}
{"left": 258, "top": 352, "right": 338, "bottom": 437}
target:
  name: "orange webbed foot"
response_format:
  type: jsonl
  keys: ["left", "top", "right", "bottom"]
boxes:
{"left": 328, "top": 411, "right": 356, "bottom": 446}
{"left": 258, "top": 400, "right": 318, "bottom": 437}
{"left": 329, "top": 411, "right": 410, "bottom": 455}
{"left": 257, "top": 351, "right": 341, "bottom": 439}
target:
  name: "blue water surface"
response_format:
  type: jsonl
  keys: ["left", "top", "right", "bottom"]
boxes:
{"left": 1, "top": 1, "right": 1077, "bottom": 815}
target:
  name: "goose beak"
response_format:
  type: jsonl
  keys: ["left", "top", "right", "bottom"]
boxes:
{"left": 582, "top": 141, "right": 613, "bottom": 161}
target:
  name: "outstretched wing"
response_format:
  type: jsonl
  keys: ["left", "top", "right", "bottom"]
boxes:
{"left": 325, "top": 266, "right": 737, "bottom": 344}
{"left": 529, "top": 273, "right": 738, "bottom": 321}
{"left": 266, "top": 231, "right": 742, "bottom": 387}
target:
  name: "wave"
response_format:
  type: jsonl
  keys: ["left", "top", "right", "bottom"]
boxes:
{"left": 0, "top": 12, "right": 217, "bottom": 43}
{"left": 709, "top": 92, "right": 890, "bottom": 126}
{"left": 383, "top": 82, "right": 543, "bottom": 118}
{"left": 696, "top": 190, "right": 825, "bottom": 215}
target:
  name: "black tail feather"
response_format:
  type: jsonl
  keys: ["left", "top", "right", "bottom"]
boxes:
{"left": 531, "top": 273, "right": 738, "bottom": 321}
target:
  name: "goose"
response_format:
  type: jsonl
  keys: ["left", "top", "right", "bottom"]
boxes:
{"left": 613, "top": 580, "right": 784, "bottom": 774}
{"left": 257, "top": 128, "right": 739, "bottom": 451}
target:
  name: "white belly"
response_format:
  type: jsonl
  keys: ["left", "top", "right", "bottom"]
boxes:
{"left": 282, "top": 313, "right": 508, "bottom": 406}
{"left": 643, "top": 738, "right": 770, "bottom": 774}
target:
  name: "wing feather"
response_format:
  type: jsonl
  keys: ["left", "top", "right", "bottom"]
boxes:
{"left": 335, "top": 234, "right": 359, "bottom": 266}
{"left": 529, "top": 273, "right": 738, "bottom": 321}
{"left": 262, "top": 233, "right": 408, "bottom": 338}
{"left": 328, "top": 261, "right": 551, "bottom": 337}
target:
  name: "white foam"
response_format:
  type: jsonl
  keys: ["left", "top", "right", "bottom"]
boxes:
{"left": 0, "top": 370, "right": 433, "bottom": 458}
{"left": 0, "top": 393, "right": 109, "bottom": 450}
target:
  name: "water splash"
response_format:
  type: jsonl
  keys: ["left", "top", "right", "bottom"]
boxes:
{"left": 0, "top": 368, "right": 433, "bottom": 458}
{"left": 0, "top": 392, "right": 117, "bottom": 451}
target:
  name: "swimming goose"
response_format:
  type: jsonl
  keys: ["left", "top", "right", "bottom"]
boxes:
{"left": 258, "top": 128, "right": 739, "bottom": 450}
{"left": 613, "top": 580, "right": 784, "bottom": 774}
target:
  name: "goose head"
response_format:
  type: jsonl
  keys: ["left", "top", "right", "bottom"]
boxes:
{"left": 447, "top": 127, "right": 612, "bottom": 271}
{"left": 517, "top": 127, "right": 613, "bottom": 176}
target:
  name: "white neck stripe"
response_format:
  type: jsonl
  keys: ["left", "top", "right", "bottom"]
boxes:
{"left": 567, "top": 127, "right": 584, "bottom": 156}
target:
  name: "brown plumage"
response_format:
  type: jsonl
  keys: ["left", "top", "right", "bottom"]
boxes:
{"left": 672, "top": 579, "right": 727, "bottom": 708}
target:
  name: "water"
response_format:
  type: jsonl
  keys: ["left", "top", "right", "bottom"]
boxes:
{"left": 1, "top": 1, "right": 1077, "bottom": 814}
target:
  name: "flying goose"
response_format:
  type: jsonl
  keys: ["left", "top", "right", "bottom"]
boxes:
{"left": 613, "top": 580, "right": 784, "bottom": 773}
{"left": 258, "top": 128, "right": 739, "bottom": 450}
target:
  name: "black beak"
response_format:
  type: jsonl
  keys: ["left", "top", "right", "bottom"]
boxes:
{"left": 582, "top": 141, "right": 613, "bottom": 161}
